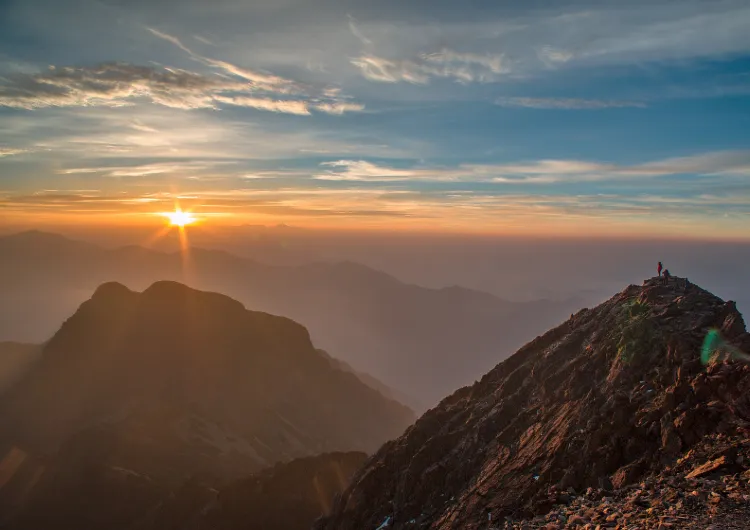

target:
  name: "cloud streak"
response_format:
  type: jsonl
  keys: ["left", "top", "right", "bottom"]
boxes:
{"left": 347, "top": 15, "right": 372, "bottom": 46}
{"left": 0, "top": 27, "right": 363, "bottom": 115}
{"left": 495, "top": 97, "right": 647, "bottom": 110}
{"left": 317, "top": 160, "right": 417, "bottom": 180}
{"left": 352, "top": 48, "right": 510, "bottom": 84}
{"left": 0, "top": 62, "right": 362, "bottom": 115}
{"left": 0, "top": 148, "right": 27, "bottom": 158}
{"left": 315, "top": 150, "right": 750, "bottom": 183}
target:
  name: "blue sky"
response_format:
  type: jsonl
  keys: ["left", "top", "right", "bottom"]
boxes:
{"left": 0, "top": 0, "right": 749, "bottom": 236}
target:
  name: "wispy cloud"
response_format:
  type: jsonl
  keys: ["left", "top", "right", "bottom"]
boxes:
{"left": 57, "top": 161, "right": 234, "bottom": 178}
{"left": 347, "top": 15, "right": 372, "bottom": 46}
{"left": 632, "top": 150, "right": 750, "bottom": 178}
{"left": 536, "top": 46, "right": 574, "bottom": 67}
{"left": 316, "top": 160, "right": 417, "bottom": 180}
{"left": 145, "top": 27, "right": 364, "bottom": 110}
{"left": 213, "top": 96, "right": 312, "bottom": 115}
{"left": 351, "top": 56, "right": 429, "bottom": 84}
{"left": 0, "top": 148, "right": 27, "bottom": 158}
{"left": 352, "top": 48, "right": 510, "bottom": 84}
{"left": 496, "top": 97, "right": 647, "bottom": 110}
{"left": 484, "top": 150, "right": 750, "bottom": 182}
{"left": 145, "top": 27, "right": 196, "bottom": 56}
{"left": 422, "top": 49, "right": 508, "bottom": 75}
{"left": 0, "top": 27, "right": 363, "bottom": 116}
{"left": 344, "top": 3, "right": 750, "bottom": 85}
{"left": 193, "top": 35, "right": 215, "bottom": 46}
{"left": 0, "top": 62, "right": 362, "bottom": 115}
{"left": 315, "top": 150, "right": 750, "bottom": 183}
{"left": 146, "top": 27, "right": 305, "bottom": 94}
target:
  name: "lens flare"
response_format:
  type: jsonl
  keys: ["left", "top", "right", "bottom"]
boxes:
{"left": 701, "top": 328, "right": 750, "bottom": 365}
{"left": 163, "top": 209, "right": 196, "bottom": 227}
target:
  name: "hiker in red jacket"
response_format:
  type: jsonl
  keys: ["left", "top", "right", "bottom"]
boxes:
{"left": 657, "top": 261, "right": 663, "bottom": 277}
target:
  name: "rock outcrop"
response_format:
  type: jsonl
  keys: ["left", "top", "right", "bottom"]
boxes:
{"left": 317, "top": 277, "right": 750, "bottom": 529}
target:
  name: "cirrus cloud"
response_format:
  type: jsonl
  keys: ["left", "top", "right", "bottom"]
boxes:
{"left": 495, "top": 97, "right": 647, "bottom": 110}
{"left": 352, "top": 48, "right": 510, "bottom": 85}
{"left": 0, "top": 26, "right": 365, "bottom": 117}
{"left": 0, "top": 148, "right": 27, "bottom": 158}
{"left": 315, "top": 150, "right": 750, "bottom": 183}
{"left": 0, "top": 62, "right": 363, "bottom": 115}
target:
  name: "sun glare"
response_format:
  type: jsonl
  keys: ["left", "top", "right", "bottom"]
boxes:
{"left": 164, "top": 209, "right": 197, "bottom": 227}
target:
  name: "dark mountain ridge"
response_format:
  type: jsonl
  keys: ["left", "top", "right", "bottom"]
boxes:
{"left": 317, "top": 276, "right": 750, "bottom": 529}
{"left": 0, "top": 281, "right": 414, "bottom": 483}
{"left": 0, "top": 230, "right": 582, "bottom": 408}
{"left": 0, "top": 342, "right": 41, "bottom": 394}
{"left": 2, "top": 448, "right": 368, "bottom": 530}
{"left": 137, "top": 451, "right": 368, "bottom": 530}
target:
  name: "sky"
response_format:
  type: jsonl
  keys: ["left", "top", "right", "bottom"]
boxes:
{"left": 1, "top": 0, "right": 749, "bottom": 237}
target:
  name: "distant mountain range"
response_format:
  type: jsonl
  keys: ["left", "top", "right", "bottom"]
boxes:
{"left": 0, "top": 230, "right": 583, "bottom": 408}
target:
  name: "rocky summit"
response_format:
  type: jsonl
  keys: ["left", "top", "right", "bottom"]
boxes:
{"left": 317, "top": 276, "right": 750, "bottom": 529}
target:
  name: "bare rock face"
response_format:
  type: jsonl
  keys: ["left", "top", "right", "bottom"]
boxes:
{"left": 317, "top": 277, "right": 750, "bottom": 529}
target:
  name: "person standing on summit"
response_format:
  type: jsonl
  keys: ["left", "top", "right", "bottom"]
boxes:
{"left": 657, "top": 261, "right": 663, "bottom": 277}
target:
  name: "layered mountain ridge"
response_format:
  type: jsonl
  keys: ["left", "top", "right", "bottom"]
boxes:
{"left": 317, "top": 276, "right": 750, "bottom": 529}
{"left": 0, "top": 230, "right": 582, "bottom": 408}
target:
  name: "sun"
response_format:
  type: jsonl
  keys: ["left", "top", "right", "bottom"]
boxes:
{"left": 163, "top": 209, "right": 197, "bottom": 227}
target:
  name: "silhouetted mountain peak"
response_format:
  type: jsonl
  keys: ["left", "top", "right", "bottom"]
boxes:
{"left": 91, "top": 280, "right": 134, "bottom": 299}
{"left": 318, "top": 277, "right": 750, "bottom": 529}
{"left": 141, "top": 280, "right": 248, "bottom": 313}
{"left": 0, "top": 282, "right": 414, "bottom": 482}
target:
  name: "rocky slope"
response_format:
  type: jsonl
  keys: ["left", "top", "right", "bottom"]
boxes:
{"left": 317, "top": 276, "right": 750, "bottom": 529}
{"left": 0, "top": 281, "right": 414, "bottom": 484}
{"left": 500, "top": 432, "right": 750, "bottom": 529}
